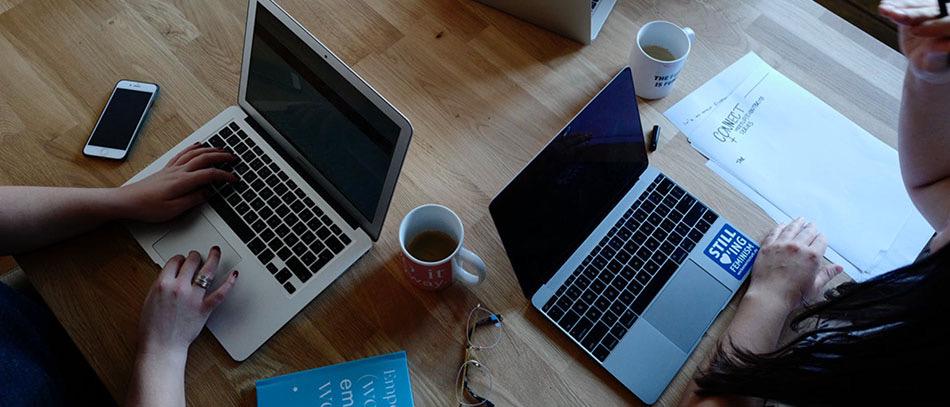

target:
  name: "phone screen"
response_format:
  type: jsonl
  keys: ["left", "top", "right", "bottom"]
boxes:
{"left": 88, "top": 88, "right": 153, "bottom": 149}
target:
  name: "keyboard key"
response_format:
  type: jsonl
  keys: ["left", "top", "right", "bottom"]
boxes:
{"left": 290, "top": 200, "right": 305, "bottom": 212}
{"left": 301, "top": 250, "right": 317, "bottom": 266}
{"left": 684, "top": 205, "right": 706, "bottom": 225}
{"left": 619, "top": 265, "right": 636, "bottom": 281}
{"left": 228, "top": 122, "right": 239, "bottom": 131}
{"left": 248, "top": 237, "right": 265, "bottom": 254}
{"left": 266, "top": 263, "right": 279, "bottom": 274}
{"left": 628, "top": 280, "right": 643, "bottom": 295}
{"left": 275, "top": 224, "right": 290, "bottom": 237}
{"left": 582, "top": 322, "right": 609, "bottom": 351}
{"left": 668, "top": 232, "right": 684, "bottom": 246}
{"left": 647, "top": 213, "right": 663, "bottom": 226}
{"left": 688, "top": 229, "right": 705, "bottom": 243}
{"left": 703, "top": 211, "right": 719, "bottom": 224}
{"left": 606, "top": 260, "right": 622, "bottom": 274}
{"left": 291, "top": 220, "right": 308, "bottom": 235}
{"left": 675, "top": 195, "right": 696, "bottom": 214}
{"left": 548, "top": 305, "right": 565, "bottom": 322}
{"left": 602, "top": 334, "right": 620, "bottom": 351}
{"left": 696, "top": 219, "right": 712, "bottom": 233}
{"left": 275, "top": 268, "right": 292, "bottom": 284}
{"left": 284, "top": 233, "right": 300, "bottom": 248}
{"left": 660, "top": 241, "right": 675, "bottom": 254}
{"left": 611, "top": 325, "right": 628, "bottom": 339}
{"left": 559, "top": 310, "right": 581, "bottom": 331}
{"left": 615, "top": 249, "right": 632, "bottom": 264}
{"left": 291, "top": 241, "right": 308, "bottom": 257}
{"left": 593, "top": 344, "right": 611, "bottom": 362}
{"left": 581, "top": 290, "right": 597, "bottom": 304}
{"left": 316, "top": 226, "right": 331, "bottom": 240}
{"left": 286, "top": 257, "right": 312, "bottom": 283}
{"left": 572, "top": 300, "right": 589, "bottom": 314}
{"left": 340, "top": 234, "right": 351, "bottom": 245}
{"left": 594, "top": 297, "right": 611, "bottom": 312}
{"left": 610, "top": 301, "right": 626, "bottom": 316}
{"left": 590, "top": 279, "right": 606, "bottom": 293}
{"left": 258, "top": 249, "right": 274, "bottom": 264}
{"left": 271, "top": 243, "right": 288, "bottom": 258}
{"left": 569, "top": 317, "right": 594, "bottom": 341}
{"left": 326, "top": 236, "right": 344, "bottom": 254}
{"left": 584, "top": 307, "right": 603, "bottom": 322}
{"left": 657, "top": 178, "right": 674, "bottom": 194}
{"left": 602, "top": 310, "right": 618, "bottom": 326}
{"left": 675, "top": 223, "right": 691, "bottom": 236}
{"left": 644, "top": 237, "right": 660, "bottom": 251}
{"left": 283, "top": 282, "right": 296, "bottom": 294}
{"left": 267, "top": 236, "right": 283, "bottom": 251}
{"left": 635, "top": 270, "right": 651, "bottom": 286}
{"left": 315, "top": 250, "right": 333, "bottom": 270}
{"left": 672, "top": 248, "right": 689, "bottom": 263}
{"left": 644, "top": 260, "right": 659, "bottom": 275}
{"left": 619, "top": 289, "right": 635, "bottom": 304}
{"left": 604, "top": 286, "right": 619, "bottom": 299}
{"left": 620, "top": 310, "right": 638, "bottom": 328}
{"left": 670, "top": 185, "right": 685, "bottom": 200}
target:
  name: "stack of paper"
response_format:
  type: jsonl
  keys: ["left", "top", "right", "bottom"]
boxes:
{"left": 665, "top": 53, "right": 933, "bottom": 282}
{"left": 256, "top": 351, "right": 414, "bottom": 406}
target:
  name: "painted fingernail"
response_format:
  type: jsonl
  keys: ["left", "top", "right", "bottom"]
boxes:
{"left": 213, "top": 245, "right": 220, "bottom": 252}
{"left": 233, "top": 270, "right": 239, "bottom": 278}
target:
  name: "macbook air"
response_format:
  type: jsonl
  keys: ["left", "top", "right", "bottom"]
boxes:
{"left": 127, "top": 0, "right": 412, "bottom": 361}
{"left": 490, "top": 67, "right": 759, "bottom": 403}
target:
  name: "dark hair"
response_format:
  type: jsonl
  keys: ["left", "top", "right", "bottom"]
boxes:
{"left": 695, "top": 240, "right": 950, "bottom": 406}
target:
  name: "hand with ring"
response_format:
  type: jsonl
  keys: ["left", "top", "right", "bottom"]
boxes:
{"left": 136, "top": 246, "right": 239, "bottom": 361}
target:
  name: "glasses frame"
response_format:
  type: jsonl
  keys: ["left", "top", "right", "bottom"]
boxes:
{"left": 456, "top": 304, "right": 503, "bottom": 407}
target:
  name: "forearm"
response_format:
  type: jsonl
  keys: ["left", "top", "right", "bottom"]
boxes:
{"left": 680, "top": 289, "right": 794, "bottom": 407}
{"left": 126, "top": 348, "right": 187, "bottom": 407}
{"left": 0, "top": 186, "right": 127, "bottom": 255}
{"left": 898, "top": 69, "right": 950, "bottom": 228}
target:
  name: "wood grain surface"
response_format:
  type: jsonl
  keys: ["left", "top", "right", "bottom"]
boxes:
{"left": 0, "top": 0, "right": 905, "bottom": 405}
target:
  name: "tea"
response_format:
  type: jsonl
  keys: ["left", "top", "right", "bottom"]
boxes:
{"left": 643, "top": 45, "right": 676, "bottom": 61}
{"left": 407, "top": 230, "right": 458, "bottom": 262}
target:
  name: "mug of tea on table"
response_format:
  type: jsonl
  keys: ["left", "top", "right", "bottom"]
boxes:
{"left": 399, "top": 204, "right": 486, "bottom": 290}
{"left": 629, "top": 20, "right": 696, "bottom": 99}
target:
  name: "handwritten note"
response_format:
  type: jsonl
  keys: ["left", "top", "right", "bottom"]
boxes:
{"left": 666, "top": 53, "right": 933, "bottom": 281}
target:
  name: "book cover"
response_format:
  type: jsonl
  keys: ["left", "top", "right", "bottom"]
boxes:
{"left": 256, "top": 351, "right": 414, "bottom": 407}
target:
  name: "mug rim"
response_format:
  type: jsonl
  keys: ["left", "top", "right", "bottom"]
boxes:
{"left": 636, "top": 20, "right": 692, "bottom": 65}
{"left": 398, "top": 203, "right": 465, "bottom": 266}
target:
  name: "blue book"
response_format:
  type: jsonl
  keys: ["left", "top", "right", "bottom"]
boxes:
{"left": 256, "top": 351, "right": 414, "bottom": 407}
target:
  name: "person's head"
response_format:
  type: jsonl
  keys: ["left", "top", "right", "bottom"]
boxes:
{"left": 695, "top": 240, "right": 950, "bottom": 405}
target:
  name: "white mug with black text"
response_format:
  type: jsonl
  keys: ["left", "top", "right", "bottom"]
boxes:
{"left": 629, "top": 21, "right": 695, "bottom": 99}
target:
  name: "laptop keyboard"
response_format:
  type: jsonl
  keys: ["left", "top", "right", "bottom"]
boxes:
{"left": 541, "top": 174, "right": 719, "bottom": 362}
{"left": 203, "top": 122, "right": 352, "bottom": 295}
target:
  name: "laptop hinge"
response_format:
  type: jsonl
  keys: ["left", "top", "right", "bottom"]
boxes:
{"left": 242, "top": 115, "right": 361, "bottom": 231}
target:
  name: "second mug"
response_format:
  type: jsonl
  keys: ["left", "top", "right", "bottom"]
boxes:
{"left": 399, "top": 204, "right": 486, "bottom": 290}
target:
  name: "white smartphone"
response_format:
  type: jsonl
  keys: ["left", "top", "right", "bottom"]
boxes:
{"left": 83, "top": 80, "right": 159, "bottom": 160}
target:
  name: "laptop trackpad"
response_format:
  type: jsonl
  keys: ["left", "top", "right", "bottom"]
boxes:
{"left": 643, "top": 260, "right": 731, "bottom": 352}
{"left": 152, "top": 211, "right": 242, "bottom": 290}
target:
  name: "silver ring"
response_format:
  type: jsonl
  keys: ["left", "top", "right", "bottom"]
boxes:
{"left": 193, "top": 274, "right": 213, "bottom": 289}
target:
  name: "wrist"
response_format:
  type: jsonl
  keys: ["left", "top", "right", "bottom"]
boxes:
{"left": 103, "top": 186, "right": 137, "bottom": 221}
{"left": 742, "top": 286, "right": 798, "bottom": 316}
{"left": 136, "top": 341, "right": 188, "bottom": 372}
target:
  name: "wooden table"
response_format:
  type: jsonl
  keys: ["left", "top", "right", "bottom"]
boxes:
{"left": 0, "top": 0, "right": 906, "bottom": 405}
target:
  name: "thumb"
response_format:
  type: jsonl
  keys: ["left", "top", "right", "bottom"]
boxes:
{"left": 202, "top": 270, "right": 239, "bottom": 314}
{"left": 812, "top": 264, "right": 843, "bottom": 296}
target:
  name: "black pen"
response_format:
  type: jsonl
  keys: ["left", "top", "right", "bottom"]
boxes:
{"left": 649, "top": 125, "right": 660, "bottom": 152}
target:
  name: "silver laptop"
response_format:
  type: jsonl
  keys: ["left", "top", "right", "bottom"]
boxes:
{"left": 475, "top": 0, "right": 618, "bottom": 44}
{"left": 489, "top": 68, "right": 759, "bottom": 404}
{"left": 127, "top": 0, "right": 412, "bottom": 361}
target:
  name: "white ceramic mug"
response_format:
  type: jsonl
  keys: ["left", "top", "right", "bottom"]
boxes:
{"left": 629, "top": 21, "right": 696, "bottom": 99}
{"left": 398, "top": 204, "right": 486, "bottom": 290}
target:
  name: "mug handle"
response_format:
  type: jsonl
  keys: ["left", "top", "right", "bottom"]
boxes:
{"left": 683, "top": 27, "right": 696, "bottom": 45}
{"left": 453, "top": 246, "right": 486, "bottom": 286}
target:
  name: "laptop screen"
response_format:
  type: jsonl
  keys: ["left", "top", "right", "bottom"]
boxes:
{"left": 245, "top": 3, "right": 400, "bottom": 223}
{"left": 490, "top": 68, "right": 648, "bottom": 297}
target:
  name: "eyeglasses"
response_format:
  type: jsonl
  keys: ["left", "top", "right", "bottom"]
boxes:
{"left": 456, "top": 304, "right": 504, "bottom": 407}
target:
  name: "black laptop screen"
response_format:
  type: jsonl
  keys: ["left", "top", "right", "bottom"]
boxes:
{"left": 245, "top": 3, "right": 400, "bottom": 222}
{"left": 489, "top": 68, "right": 648, "bottom": 297}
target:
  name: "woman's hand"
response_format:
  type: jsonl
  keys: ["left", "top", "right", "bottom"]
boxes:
{"left": 747, "top": 218, "right": 843, "bottom": 311}
{"left": 127, "top": 247, "right": 237, "bottom": 407}
{"left": 137, "top": 246, "right": 238, "bottom": 358}
{"left": 879, "top": 0, "right": 950, "bottom": 75}
{"left": 115, "top": 144, "right": 237, "bottom": 223}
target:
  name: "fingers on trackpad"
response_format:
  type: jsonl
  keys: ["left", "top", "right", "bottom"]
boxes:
{"left": 152, "top": 213, "right": 243, "bottom": 283}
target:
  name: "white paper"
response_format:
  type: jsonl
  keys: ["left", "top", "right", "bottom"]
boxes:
{"left": 666, "top": 53, "right": 933, "bottom": 281}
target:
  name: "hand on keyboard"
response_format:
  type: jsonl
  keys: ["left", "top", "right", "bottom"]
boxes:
{"left": 116, "top": 143, "right": 238, "bottom": 222}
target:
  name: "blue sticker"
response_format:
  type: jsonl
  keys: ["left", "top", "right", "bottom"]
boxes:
{"left": 703, "top": 224, "right": 759, "bottom": 280}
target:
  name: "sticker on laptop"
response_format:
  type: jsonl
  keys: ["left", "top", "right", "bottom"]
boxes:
{"left": 704, "top": 224, "right": 759, "bottom": 280}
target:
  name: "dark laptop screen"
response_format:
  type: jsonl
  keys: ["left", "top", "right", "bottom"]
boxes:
{"left": 245, "top": 3, "right": 400, "bottom": 222}
{"left": 490, "top": 68, "right": 648, "bottom": 297}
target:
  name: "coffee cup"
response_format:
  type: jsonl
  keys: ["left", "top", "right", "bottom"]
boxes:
{"left": 629, "top": 20, "right": 696, "bottom": 99}
{"left": 398, "top": 204, "right": 486, "bottom": 290}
